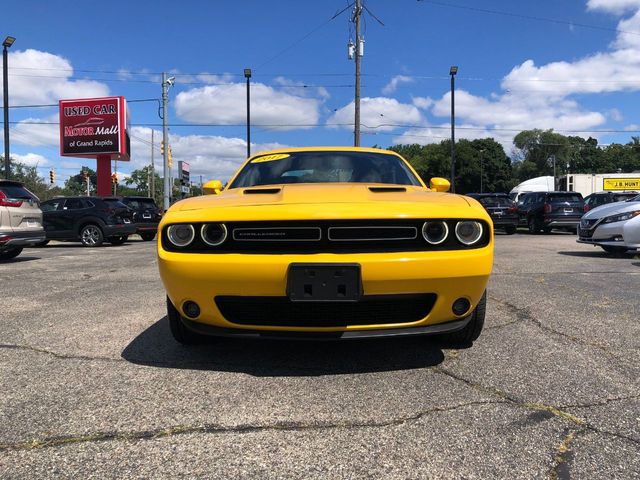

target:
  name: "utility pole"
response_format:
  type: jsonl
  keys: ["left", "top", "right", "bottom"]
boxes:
{"left": 162, "top": 73, "right": 174, "bottom": 211}
{"left": 150, "top": 129, "right": 154, "bottom": 198}
{"left": 353, "top": 0, "right": 362, "bottom": 147}
{"left": 449, "top": 66, "right": 458, "bottom": 193}
{"left": 3, "top": 36, "right": 16, "bottom": 179}
{"left": 244, "top": 69, "right": 251, "bottom": 158}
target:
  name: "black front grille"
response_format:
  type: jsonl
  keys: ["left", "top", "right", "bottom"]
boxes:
{"left": 161, "top": 219, "right": 491, "bottom": 253}
{"left": 579, "top": 228, "right": 594, "bottom": 239}
{"left": 215, "top": 294, "right": 437, "bottom": 327}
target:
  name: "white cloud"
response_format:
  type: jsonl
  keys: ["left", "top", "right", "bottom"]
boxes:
{"left": 608, "top": 108, "right": 624, "bottom": 121}
{"left": 412, "top": 96, "right": 434, "bottom": 110}
{"left": 11, "top": 114, "right": 60, "bottom": 147}
{"left": 327, "top": 97, "right": 423, "bottom": 132}
{"left": 1, "top": 49, "right": 109, "bottom": 105}
{"left": 174, "top": 82, "right": 322, "bottom": 130}
{"left": 587, "top": 0, "right": 640, "bottom": 14}
{"left": 12, "top": 153, "right": 49, "bottom": 167}
{"left": 382, "top": 75, "right": 414, "bottom": 94}
{"left": 128, "top": 127, "right": 289, "bottom": 182}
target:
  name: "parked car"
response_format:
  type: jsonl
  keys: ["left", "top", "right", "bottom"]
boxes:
{"left": 119, "top": 196, "right": 162, "bottom": 241}
{"left": 159, "top": 147, "right": 494, "bottom": 346}
{"left": 577, "top": 194, "right": 640, "bottom": 253}
{"left": 583, "top": 191, "right": 638, "bottom": 213}
{"left": 517, "top": 191, "right": 584, "bottom": 234}
{"left": 467, "top": 193, "right": 518, "bottom": 234}
{"left": 40, "top": 196, "right": 136, "bottom": 247}
{"left": 0, "top": 180, "right": 46, "bottom": 260}
{"left": 622, "top": 213, "right": 640, "bottom": 251}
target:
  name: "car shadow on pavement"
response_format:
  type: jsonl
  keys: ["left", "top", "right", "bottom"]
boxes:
{"left": 0, "top": 256, "right": 40, "bottom": 263}
{"left": 121, "top": 317, "right": 446, "bottom": 376}
{"left": 558, "top": 250, "right": 633, "bottom": 258}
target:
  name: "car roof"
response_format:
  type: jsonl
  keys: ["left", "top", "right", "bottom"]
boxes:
{"left": 466, "top": 193, "right": 510, "bottom": 197}
{"left": 0, "top": 180, "right": 25, "bottom": 187}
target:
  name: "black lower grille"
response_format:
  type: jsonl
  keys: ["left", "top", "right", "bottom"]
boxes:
{"left": 215, "top": 294, "right": 437, "bottom": 327}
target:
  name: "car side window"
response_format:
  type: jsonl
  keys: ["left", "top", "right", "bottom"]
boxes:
{"left": 82, "top": 199, "right": 95, "bottom": 209}
{"left": 41, "top": 200, "right": 63, "bottom": 212}
{"left": 64, "top": 198, "right": 84, "bottom": 210}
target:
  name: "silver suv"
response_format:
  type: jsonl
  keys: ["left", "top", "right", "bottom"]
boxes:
{"left": 0, "top": 180, "right": 46, "bottom": 261}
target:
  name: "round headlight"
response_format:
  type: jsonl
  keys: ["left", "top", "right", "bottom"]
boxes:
{"left": 455, "top": 221, "right": 483, "bottom": 245}
{"left": 422, "top": 221, "right": 449, "bottom": 245}
{"left": 167, "top": 224, "right": 195, "bottom": 247}
{"left": 201, "top": 223, "right": 228, "bottom": 246}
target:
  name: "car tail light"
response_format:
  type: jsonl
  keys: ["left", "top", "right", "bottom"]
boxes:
{"left": 507, "top": 205, "right": 517, "bottom": 213}
{"left": 584, "top": 204, "right": 590, "bottom": 213}
{"left": 543, "top": 203, "right": 552, "bottom": 214}
{"left": 0, "top": 191, "right": 23, "bottom": 207}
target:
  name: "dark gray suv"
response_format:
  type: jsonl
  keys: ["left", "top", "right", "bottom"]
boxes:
{"left": 517, "top": 191, "right": 584, "bottom": 234}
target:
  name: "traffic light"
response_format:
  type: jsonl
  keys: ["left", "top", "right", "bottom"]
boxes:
{"left": 168, "top": 146, "right": 173, "bottom": 168}
{"left": 111, "top": 173, "right": 118, "bottom": 185}
{"left": 49, "top": 169, "right": 54, "bottom": 185}
{"left": 160, "top": 141, "right": 164, "bottom": 155}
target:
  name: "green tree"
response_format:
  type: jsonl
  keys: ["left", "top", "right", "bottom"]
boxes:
{"left": 63, "top": 166, "right": 97, "bottom": 196}
{"left": 512, "top": 129, "right": 568, "bottom": 178}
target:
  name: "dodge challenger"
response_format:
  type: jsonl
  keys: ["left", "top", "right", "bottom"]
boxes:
{"left": 158, "top": 147, "right": 493, "bottom": 345}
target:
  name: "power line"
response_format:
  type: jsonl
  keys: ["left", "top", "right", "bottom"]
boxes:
{"left": 417, "top": 0, "right": 640, "bottom": 37}
{"left": 7, "top": 98, "right": 160, "bottom": 109}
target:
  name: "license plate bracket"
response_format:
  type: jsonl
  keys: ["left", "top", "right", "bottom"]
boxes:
{"left": 287, "top": 263, "right": 362, "bottom": 302}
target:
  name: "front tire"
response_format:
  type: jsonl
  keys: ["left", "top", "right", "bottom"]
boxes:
{"left": 0, "top": 247, "right": 23, "bottom": 261}
{"left": 108, "top": 235, "right": 128, "bottom": 245}
{"left": 438, "top": 291, "right": 486, "bottom": 346}
{"left": 80, "top": 224, "right": 104, "bottom": 247}
{"left": 505, "top": 225, "right": 517, "bottom": 235}
{"left": 601, "top": 245, "right": 628, "bottom": 254}
{"left": 140, "top": 232, "right": 156, "bottom": 241}
{"left": 167, "top": 297, "right": 202, "bottom": 345}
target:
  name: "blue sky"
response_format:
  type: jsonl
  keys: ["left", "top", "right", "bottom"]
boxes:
{"left": 3, "top": 0, "right": 640, "bottom": 184}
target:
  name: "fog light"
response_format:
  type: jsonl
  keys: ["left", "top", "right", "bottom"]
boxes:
{"left": 183, "top": 301, "right": 201, "bottom": 319}
{"left": 452, "top": 297, "right": 471, "bottom": 316}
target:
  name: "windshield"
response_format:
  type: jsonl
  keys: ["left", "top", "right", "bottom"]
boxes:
{"left": 229, "top": 151, "right": 422, "bottom": 189}
{"left": 478, "top": 196, "right": 513, "bottom": 207}
{"left": 124, "top": 198, "right": 157, "bottom": 209}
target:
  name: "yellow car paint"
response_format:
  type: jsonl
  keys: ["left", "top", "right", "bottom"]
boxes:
{"left": 158, "top": 147, "right": 493, "bottom": 335}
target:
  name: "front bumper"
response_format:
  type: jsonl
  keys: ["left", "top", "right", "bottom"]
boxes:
{"left": 577, "top": 221, "right": 626, "bottom": 246}
{"left": 158, "top": 247, "right": 493, "bottom": 333}
{"left": 0, "top": 230, "right": 46, "bottom": 251}
{"left": 103, "top": 223, "right": 137, "bottom": 237}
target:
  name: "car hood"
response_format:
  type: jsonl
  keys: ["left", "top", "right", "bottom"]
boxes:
{"left": 163, "top": 184, "right": 481, "bottom": 222}
{"left": 583, "top": 200, "right": 640, "bottom": 220}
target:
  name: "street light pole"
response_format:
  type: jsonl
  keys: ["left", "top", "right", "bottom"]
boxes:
{"left": 449, "top": 66, "right": 458, "bottom": 193}
{"left": 244, "top": 68, "right": 251, "bottom": 158}
{"left": 161, "top": 73, "right": 174, "bottom": 212}
{"left": 3, "top": 36, "right": 15, "bottom": 180}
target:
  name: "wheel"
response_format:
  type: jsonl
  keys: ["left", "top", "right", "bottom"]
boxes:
{"left": 505, "top": 225, "right": 517, "bottom": 235}
{"left": 0, "top": 247, "right": 23, "bottom": 261}
{"left": 542, "top": 227, "right": 552, "bottom": 234}
{"left": 80, "top": 224, "right": 104, "bottom": 247}
{"left": 167, "top": 297, "right": 202, "bottom": 345}
{"left": 437, "top": 291, "right": 486, "bottom": 346}
{"left": 108, "top": 235, "right": 128, "bottom": 245}
{"left": 140, "top": 232, "right": 156, "bottom": 241}
{"left": 601, "top": 245, "right": 628, "bottom": 254}
{"left": 527, "top": 218, "right": 541, "bottom": 234}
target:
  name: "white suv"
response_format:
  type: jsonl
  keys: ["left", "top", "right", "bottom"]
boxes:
{"left": 0, "top": 180, "right": 46, "bottom": 261}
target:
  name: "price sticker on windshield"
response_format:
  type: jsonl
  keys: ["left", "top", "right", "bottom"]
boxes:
{"left": 251, "top": 154, "right": 290, "bottom": 163}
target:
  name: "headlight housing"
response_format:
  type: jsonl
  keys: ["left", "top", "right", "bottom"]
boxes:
{"left": 602, "top": 210, "right": 640, "bottom": 224}
{"left": 455, "top": 221, "right": 484, "bottom": 246}
{"left": 422, "top": 221, "right": 449, "bottom": 245}
{"left": 201, "top": 223, "right": 228, "bottom": 246}
{"left": 166, "top": 224, "right": 195, "bottom": 247}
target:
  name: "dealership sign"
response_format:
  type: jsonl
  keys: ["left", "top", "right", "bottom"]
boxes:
{"left": 59, "top": 96, "right": 130, "bottom": 160}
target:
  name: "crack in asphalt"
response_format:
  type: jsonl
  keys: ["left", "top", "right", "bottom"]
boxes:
{"left": 558, "top": 394, "right": 640, "bottom": 410}
{"left": 0, "top": 400, "right": 507, "bottom": 452}
{"left": 0, "top": 344, "right": 123, "bottom": 364}
{"left": 487, "top": 295, "right": 625, "bottom": 362}
{"left": 549, "top": 429, "right": 581, "bottom": 480}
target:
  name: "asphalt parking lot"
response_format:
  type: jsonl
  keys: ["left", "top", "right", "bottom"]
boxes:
{"left": 1, "top": 233, "right": 639, "bottom": 479}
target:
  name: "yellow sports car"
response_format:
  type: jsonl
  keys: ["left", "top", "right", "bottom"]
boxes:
{"left": 158, "top": 147, "right": 493, "bottom": 345}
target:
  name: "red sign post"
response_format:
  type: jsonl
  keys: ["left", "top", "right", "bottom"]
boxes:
{"left": 59, "top": 96, "right": 130, "bottom": 196}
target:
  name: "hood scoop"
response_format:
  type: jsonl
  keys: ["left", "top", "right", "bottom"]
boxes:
{"left": 368, "top": 186, "right": 407, "bottom": 193}
{"left": 243, "top": 188, "right": 282, "bottom": 195}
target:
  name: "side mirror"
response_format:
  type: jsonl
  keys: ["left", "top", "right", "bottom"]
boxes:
{"left": 429, "top": 177, "right": 451, "bottom": 192}
{"left": 203, "top": 180, "right": 223, "bottom": 195}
